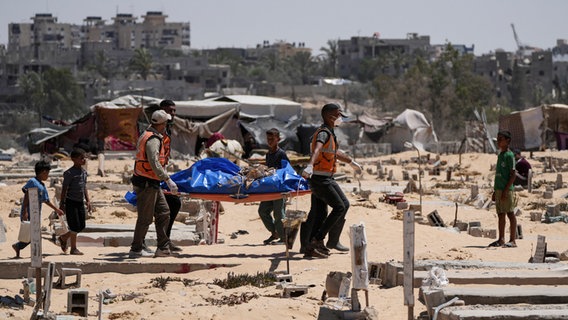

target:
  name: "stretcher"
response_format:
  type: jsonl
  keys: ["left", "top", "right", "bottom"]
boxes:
{"left": 174, "top": 190, "right": 311, "bottom": 244}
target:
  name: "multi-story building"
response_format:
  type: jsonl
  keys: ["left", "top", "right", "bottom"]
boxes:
{"left": 337, "top": 33, "right": 431, "bottom": 78}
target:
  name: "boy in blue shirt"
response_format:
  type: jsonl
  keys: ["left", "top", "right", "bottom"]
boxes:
{"left": 12, "top": 160, "right": 64, "bottom": 258}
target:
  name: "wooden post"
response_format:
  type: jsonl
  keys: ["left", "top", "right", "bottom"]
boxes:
{"left": 210, "top": 201, "right": 220, "bottom": 244}
{"left": 43, "top": 262, "right": 56, "bottom": 313}
{"left": 403, "top": 210, "right": 415, "bottom": 320}
{"left": 350, "top": 223, "right": 369, "bottom": 311}
{"left": 28, "top": 188, "right": 43, "bottom": 308}
{"left": 97, "top": 153, "right": 106, "bottom": 177}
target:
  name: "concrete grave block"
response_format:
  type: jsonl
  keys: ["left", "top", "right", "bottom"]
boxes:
{"left": 468, "top": 221, "right": 481, "bottom": 228}
{"left": 468, "top": 227, "right": 483, "bottom": 237}
{"left": 282, "top": 285, "right": 308, "bottom": 298}
{"left": 58, "top": 268, "right": 82, "bottom": 289}
{"left": 543, "top": 191, "right": 553, "bottom": 199}
{"left": 453, "top": 221, "right": 468, "bottom": 232}
{"left": 67, "top": 288, "right": 88, "bottom": 317}
{"left": 396, "top": 201, "right": 408, "bottom": 210}
{"left": 530, "top": 211, "right": 543, "bottom": 222}
{"left": 482, "top": 229, "right": 497, "bottom": 239}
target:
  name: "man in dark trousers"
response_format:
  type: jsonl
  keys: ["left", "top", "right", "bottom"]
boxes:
{"left": 129, "top": 110, "right": 178, "bottom": 258}
{"left": 300, "top": 103, "right": 362, "bottom": 258}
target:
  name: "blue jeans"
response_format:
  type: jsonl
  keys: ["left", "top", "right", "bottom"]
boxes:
{"left": 258, "top": 199, "right": 286, "bottom": 239}
{"left": 301, "top": 175, "right": 349, "bottom": 245}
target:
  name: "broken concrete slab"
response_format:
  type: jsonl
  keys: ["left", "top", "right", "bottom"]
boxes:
{"left": 437, "top": 304, "right": 568, "bottom": 320}
{"left": 414, "top": 268, "right": 568, "bottom": 287}
{"left": 435, "top": 285, "right": 568, "bottom": 305}
{"left": 0, "top": 260, "right": 239, "bottom": 279}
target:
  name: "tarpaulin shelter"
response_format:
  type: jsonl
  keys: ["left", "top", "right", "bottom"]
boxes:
{"left": 27, "top": 95, "right": 144, "bottom": 154}
{"left": 498, "top": 104, "right": 568, "bottom": 151}
{"left": 380, "top": 109, "right": 438, "bottom": 153}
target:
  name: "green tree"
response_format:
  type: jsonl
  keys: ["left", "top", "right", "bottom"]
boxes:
{"left": 320, "top": 39, "right": 339, "bottom": 77}
{"left": 18, "top": 69, "right": 85, "bottom": 122}
{"left": 129, "top": 48, "right": 154, "bottom": 80}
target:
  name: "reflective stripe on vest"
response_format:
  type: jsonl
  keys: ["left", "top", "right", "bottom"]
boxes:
{"left": 134, "top": 130, "right": 167, "bottom": 180}
{"left": 311, "top": 126, "right": 337, "bottom": 175}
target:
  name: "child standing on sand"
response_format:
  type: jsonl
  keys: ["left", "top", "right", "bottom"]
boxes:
{"left": 58, "top": 148, "right": 91, "bottom": 255}
{"left": 12, "top": 160, "right": 64, "bottom": 258}
{"left": 488, "top": 130, "right": 518, "bottom": 248}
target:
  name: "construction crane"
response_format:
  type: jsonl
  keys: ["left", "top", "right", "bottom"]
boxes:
{"left": 511, "top": 23, "right": 538, "bottom": 59}
{"left": 510, "top": 23, "right": 525, "bottom": 57}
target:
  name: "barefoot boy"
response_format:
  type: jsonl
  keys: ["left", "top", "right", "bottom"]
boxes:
{"left": 58, "top": 148, "right": 91, "bottom": 255}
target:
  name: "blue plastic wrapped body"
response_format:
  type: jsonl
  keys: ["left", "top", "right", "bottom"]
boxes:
{"left": 125, "top": 158, "right": 309, "bottom": 205}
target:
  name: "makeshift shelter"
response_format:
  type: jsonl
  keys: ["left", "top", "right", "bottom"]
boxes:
{"left": 380, "top": 109, "right": 438, "bottom": 153}
{"left": 498, "top": 104, "right": 568, "bottom": 150}
{"left": 27, "top": 96, "right": 145, "bottom": 154}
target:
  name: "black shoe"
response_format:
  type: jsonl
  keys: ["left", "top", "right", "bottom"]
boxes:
{"left": 311, "top": 239, "right": 330, "bottom": 254}
{"left": 299, "top": 247, "right": 306, "bottom": 254}
{"left": 169, "top": 243, "right": 183, "bottom": 252}
{"left": 303, "top": 247, "right": 329, "bottom": 259}
{"left": 272, "top": 239, "right": 285, "bottom": 245}
{"left": 263, "top": 235, "right": 278, "bottom": 245}
{"left": 326, "top": 242, "right": 349, "bottom": 252}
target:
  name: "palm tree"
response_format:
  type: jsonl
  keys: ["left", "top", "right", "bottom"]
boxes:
{"left": 129, "top": 48, "right": 154, "bottom": 80}
{"left": 320, "top": 39, "right": 339, "bottom": 77}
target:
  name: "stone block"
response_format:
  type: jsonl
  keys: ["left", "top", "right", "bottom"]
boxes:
{"left": 468, "top": 221, "right": 481, "bottom": 228}
{"left": 67, "top": 288, "right": 88, "bottom": 317}
{"left": 453, "top": 221, "right": 468, "bottom": 232}
{"left": 482, "top": 229, "right": 497, "bottom": 239}
{"left": 58, "top": 268, "right": 82, "bottom": 289}
{"left": 543, "top": 191, "right": 553, "bottom": 199}
{"left": 396, "top": 202, "right": 408, "bottom": 210}
{"left": 468, "top": 227, "right": 483, "bottom": 237}
{"left": 282, "top": 285, "right": 308, "bottom": 298}
{"left": 530, "top": 211, "right": 543, "bottom": 222}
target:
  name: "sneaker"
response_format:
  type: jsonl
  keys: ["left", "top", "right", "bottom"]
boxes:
{"left": 263, "top": 235, "right": 278, "bottom": 245}
{"left": 154, "top": 247, "right": 172, "bottom": 258}
{"left": 272, "top": 239, "right": 285, "bottom": 245}
{"left": 142, "top": 243, "right": 153, "bottom": 253}
{"left": 169, "top": 243, "right": 183, "bottom": 252}
{"left": 129, "top": 249, "right": 154, "bottom": 258}
{"left": 326, "top": 242, "right": 349, "bottom": 252}
{"left": 303, "top": 247, "right": 328, "bottom": 259}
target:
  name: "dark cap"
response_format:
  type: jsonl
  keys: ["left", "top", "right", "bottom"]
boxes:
{"left": 497, "top": 130, "right": 511, "bottom": 140}
{"left": 512, "top": 148, "right": 521, "bottom": 155}
{"left": 160, "top": 99, "right": 175, "bottom": 108}
{"left": 321, "top": 103, "right": 346, "bottom": 117}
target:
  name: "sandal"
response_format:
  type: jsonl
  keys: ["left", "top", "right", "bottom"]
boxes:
{"left": 70, "top": 249, "right": 84, "bottom": 255}
{"left": 503, "top": 242, "right": 517, "bottom": 248}
{"left": 487, "top": 240, "right": 502, "bottom": 247}
{"left": 58, "top": 236, "right": 68, "bottom": 253}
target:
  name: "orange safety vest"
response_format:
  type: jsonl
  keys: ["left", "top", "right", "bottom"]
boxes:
{"left": 311, "top": 126, "right": 337, "bottom": 176}
{"left": 134, "top": 130, "right": 167, "bottom": 181}
{"left": 163, "top": 130, "right": 171, "bottom": 165}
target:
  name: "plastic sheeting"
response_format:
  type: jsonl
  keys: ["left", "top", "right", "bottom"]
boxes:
{"left": 125, "top": 158, "right": 309, "bottom": 205}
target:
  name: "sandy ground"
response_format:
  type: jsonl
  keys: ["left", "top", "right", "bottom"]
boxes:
{"left": 0, "top": 150, "right": 567, "bottom": 319}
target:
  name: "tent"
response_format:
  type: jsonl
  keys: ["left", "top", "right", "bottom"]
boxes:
{"left": 27, "top": 94, "right": 304, "bottom": 157}
{"left": 498, "top": 104, "right": 568, "bottom": 150}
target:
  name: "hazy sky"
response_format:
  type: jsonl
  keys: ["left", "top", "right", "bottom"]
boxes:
{"left": 1, "top": 0, "right": 566, "bottom": 55}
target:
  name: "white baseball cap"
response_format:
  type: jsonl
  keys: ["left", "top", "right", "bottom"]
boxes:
{"left": 151, "top": 110, "right": 172, "bottom": 125}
